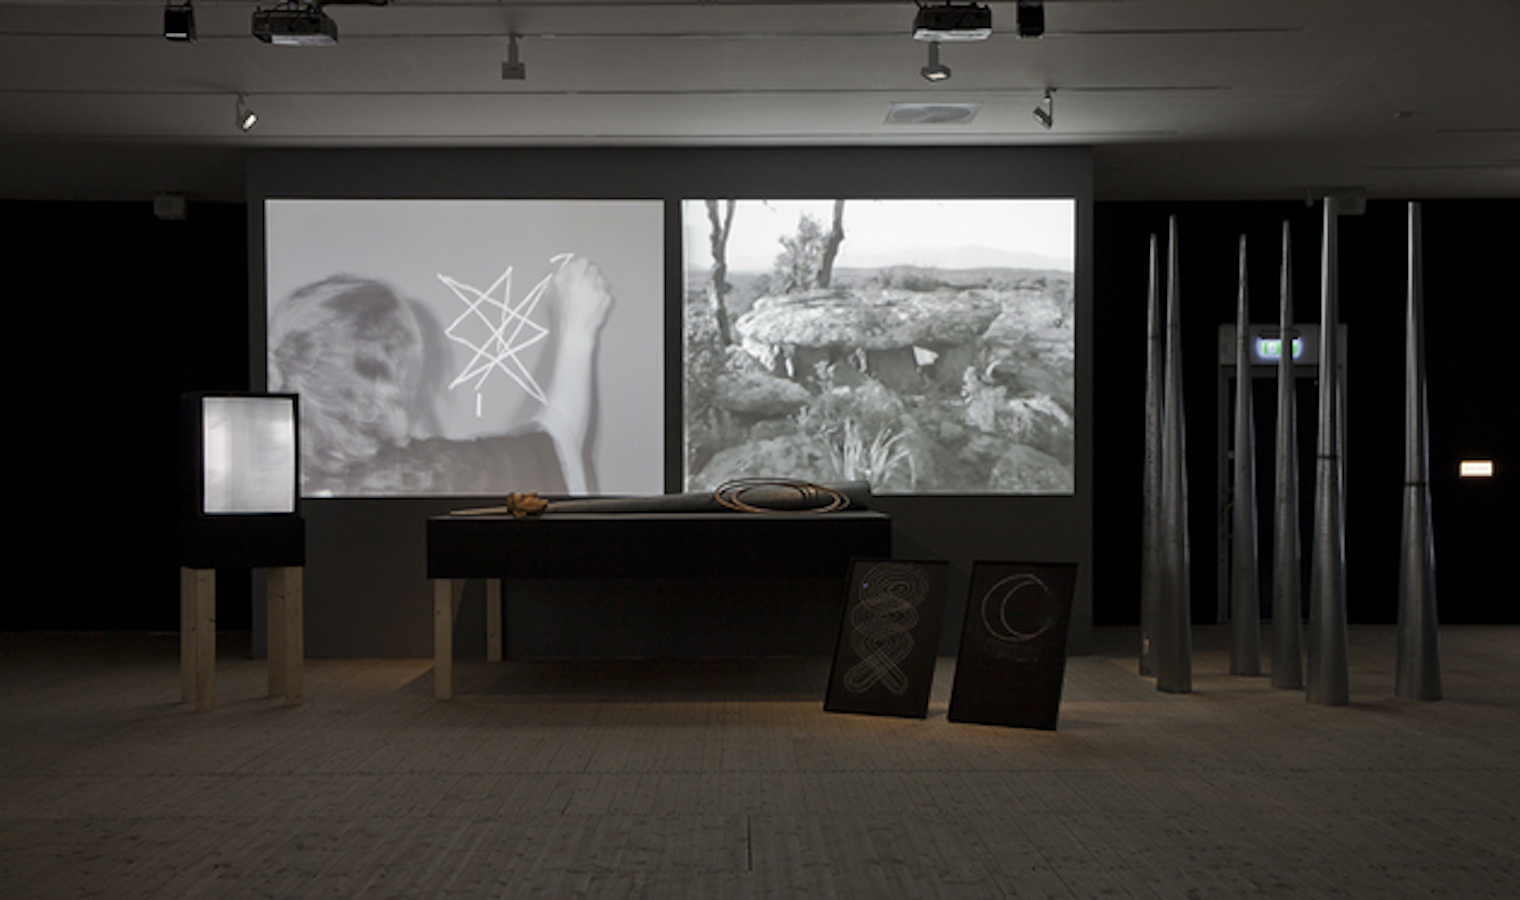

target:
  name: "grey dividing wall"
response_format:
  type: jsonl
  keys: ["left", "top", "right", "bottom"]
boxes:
{"left": 248, "top": 146, "right": 1095, "bottom": 658}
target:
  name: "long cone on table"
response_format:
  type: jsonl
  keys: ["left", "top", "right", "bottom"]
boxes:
{"left": 452, "top": 480, "right": 873, "bottom": 517}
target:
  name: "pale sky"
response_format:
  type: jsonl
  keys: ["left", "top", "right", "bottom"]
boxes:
{"left": 683, "top": 199, "right": 1076, "bottom": 273}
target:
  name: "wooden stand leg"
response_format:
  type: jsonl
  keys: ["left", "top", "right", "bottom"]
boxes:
{"left": 434, "top": 579, "right": 456, "bottom": 699}
{"left": 486, "top": 579, "right": 503, "bottom": 663}
{"left": 284, "top": 567, "right": 304, "bottom": 705}
{"left": 180, "top": 567, "right": 198, "bottom": 704}
{"left": 181, "top": 567, "right": 216, "bottom": 712}
{"left": 267, "top": 569, "right": 287, "bottom": 700}
{"left": 267, "top": 566, "right": 304, "bottom": 706}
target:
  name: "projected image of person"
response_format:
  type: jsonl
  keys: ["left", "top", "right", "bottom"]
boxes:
{"left": 268, "top": 255, "right": 612, "bottom": 496}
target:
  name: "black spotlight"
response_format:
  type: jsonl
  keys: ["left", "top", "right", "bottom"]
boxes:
{"left": 164, "top": 2, "right": 196, "bottom": 42}
{"left": 1016, "top": 1, "right": 1045, "bottom": 39}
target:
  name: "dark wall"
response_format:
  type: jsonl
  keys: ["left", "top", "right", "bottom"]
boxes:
{"left": 1091, "top": 199, "right": 1519, "bottom": 626}
{"left": 10, "top": 201, "right": 251, "bottom": 631}
{"left": 8, "top": 195, "right": 1514, "bottom": 634}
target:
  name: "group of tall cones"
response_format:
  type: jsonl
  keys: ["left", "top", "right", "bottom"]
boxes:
{"left": 1139, "top": 201, "right": 1441, "bottom": 704}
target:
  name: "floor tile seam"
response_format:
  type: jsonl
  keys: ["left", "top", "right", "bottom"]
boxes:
{"left": 29, "top": 807, "right": 1508, "bottom": 825}
{"left": 12, "top": 762, "right": 1516, "bottom": 782}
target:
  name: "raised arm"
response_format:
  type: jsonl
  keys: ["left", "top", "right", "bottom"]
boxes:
{"left": 536, "top": 255, "right": 613, "bottom": 494}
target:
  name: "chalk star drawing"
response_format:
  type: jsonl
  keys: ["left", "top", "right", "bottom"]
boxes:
{"left": 437, "top": 264, "right": 557, "bottom": 408}
{"left": 844, "top": 562, "right": 931, "bottom": 695}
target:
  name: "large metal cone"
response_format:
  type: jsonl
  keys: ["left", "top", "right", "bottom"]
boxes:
{"left": 1140, "top": 234, "right": 1163, "bottom": 677}
{"left": 1271, "top": 221, "right": 1304, "bottom": 690}
{"left": 1307, "top": 201, "right": 1349, "bottom": 706}
{"left": 1231, "top": 234, "right": 1262, "bottom": 676}
{"left": 1156, "top": 216, "right": 1192, "bottom": 693}
{"left": 1396, "top": 201, "right": 1441, "bottom": 701}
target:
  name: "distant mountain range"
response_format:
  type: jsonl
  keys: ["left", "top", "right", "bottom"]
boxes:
{"left": 833, "top": 244, "right": 1074, "bottom": 273}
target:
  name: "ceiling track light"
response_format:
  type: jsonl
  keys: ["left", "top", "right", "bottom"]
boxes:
{"left": 1016, "top": 1, "right": 1045, "bottom": 39}
{"left": 164, "top": 1, "right": 195, "bottom": 42}
{"left": 1033, "top": 88, "right": 1055, "bottom": 130}
{"left": 502, "top": 34, "right": 526, "bottom": 80}
{"left": 913, "top": 3, "right": 992, "bottom": 42}
{"left": 236, "top": 94, "right": 258, "bottom": 132}
{"left": 920, "top": 41, "right": 951, "bottom": 82}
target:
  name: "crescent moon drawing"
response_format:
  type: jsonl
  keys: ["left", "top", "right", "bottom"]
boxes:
{"left": 979, "top": 573, "right": 1059, "bottom": 644}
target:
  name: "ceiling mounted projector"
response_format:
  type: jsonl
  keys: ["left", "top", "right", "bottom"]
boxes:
{"left": 252, "top": 2, "right": 338, "bottom": 46}
{"left": 913, "top": 3, "right": 993, "bottom": 42}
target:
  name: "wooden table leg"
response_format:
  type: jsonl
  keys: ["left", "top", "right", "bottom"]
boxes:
{"left": 434, "top": 578, "right": 456, "bottom": 699}
{"left": 268, "top": 566, "right": 304, "bottom": 706}
{"left": 179, "top": 567, "right": 216, "bottom": 712}
{"left": 486, "top": 578, "right": 503, "bottom": 663}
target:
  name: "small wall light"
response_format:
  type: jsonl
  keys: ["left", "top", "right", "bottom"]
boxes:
{"left": 153, "top": 192, "right": 188, "bottom": 220}
{"left": 1459, "top": 460, "right": 1495, "bottom": 478}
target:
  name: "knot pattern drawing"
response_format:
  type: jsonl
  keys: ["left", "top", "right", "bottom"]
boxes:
{"left": 843, "top": 562, "right": 931, "bottom": 695}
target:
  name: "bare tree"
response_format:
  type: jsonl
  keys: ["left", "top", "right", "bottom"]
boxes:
{"left": 817, "top": 199, "right": 846, "bottom": 288}
{"left": 705, "top": 199, "right": 737, "bottom": 345}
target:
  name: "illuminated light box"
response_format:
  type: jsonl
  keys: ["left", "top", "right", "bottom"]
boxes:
{"left": 1459, "top": 460, "right": 1495, "bottom": 478}
{"left": 264, "top": 199, "right": 665, "bottom": 498}
{"left": 682, "top": 198, "right": 1076, "bottom": 495}
{"left": 180, "top": 392, "right": 304, "bottom": 569}
{"left": 201, "top": 395, "right": 298, "bottom": 514}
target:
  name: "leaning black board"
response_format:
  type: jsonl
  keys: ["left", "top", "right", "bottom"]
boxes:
{"left": 948, "top": 561, "right": 1078, "bottom": 730}
{"left": 825, "top": 559, "right": 949, "bottom": 719}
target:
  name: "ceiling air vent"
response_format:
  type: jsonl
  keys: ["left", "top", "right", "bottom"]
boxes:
{"left": 885, "top": 102, "right": 982, "bottom": 125}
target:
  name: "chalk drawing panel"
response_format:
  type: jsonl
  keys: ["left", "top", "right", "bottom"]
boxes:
{"left": 825, "top": 559, "right": 949, "bottom": 719}
{"left": 948, "top": 561, "right": 1078, "bottom": 730}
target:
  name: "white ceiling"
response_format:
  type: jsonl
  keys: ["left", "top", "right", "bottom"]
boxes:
{"left": 1, "top": 0, "right": 1517, "bottom": 201}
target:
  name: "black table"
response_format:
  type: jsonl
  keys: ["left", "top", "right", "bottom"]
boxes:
{"left": 427, "top": 511, "right": 892, "bottom": 698}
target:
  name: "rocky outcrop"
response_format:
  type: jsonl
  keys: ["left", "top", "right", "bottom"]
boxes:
{"left": 692, "top": 435, "right": 836, "bottom": 489}
{"left": 989, "top": 444, "right": 1073, "bottom": 494}
{"left": 734, "top": 288, "right": 1002, "bottom": 392}
{"left": 737, "top": 288, "right": 1001, "bottom": 350}
{"left": 711, "top": 369, "right": 812, "bottom": 417}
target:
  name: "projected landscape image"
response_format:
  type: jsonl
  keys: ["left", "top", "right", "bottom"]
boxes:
{"left": 266, "top": 199, "right": 664, "bottom": 497}
{"left": 683, "top": 199, "right": 1075, "bottom": 495}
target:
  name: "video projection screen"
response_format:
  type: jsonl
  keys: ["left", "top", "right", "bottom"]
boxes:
{"left": 247, "top": 147, "right": 1095, "bottom": 658}
{"left": 682, "top": 198, "right": 1075, "bottom": 494}
{"left": 265, "top": 199, "right": 664, "bottom": 497}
